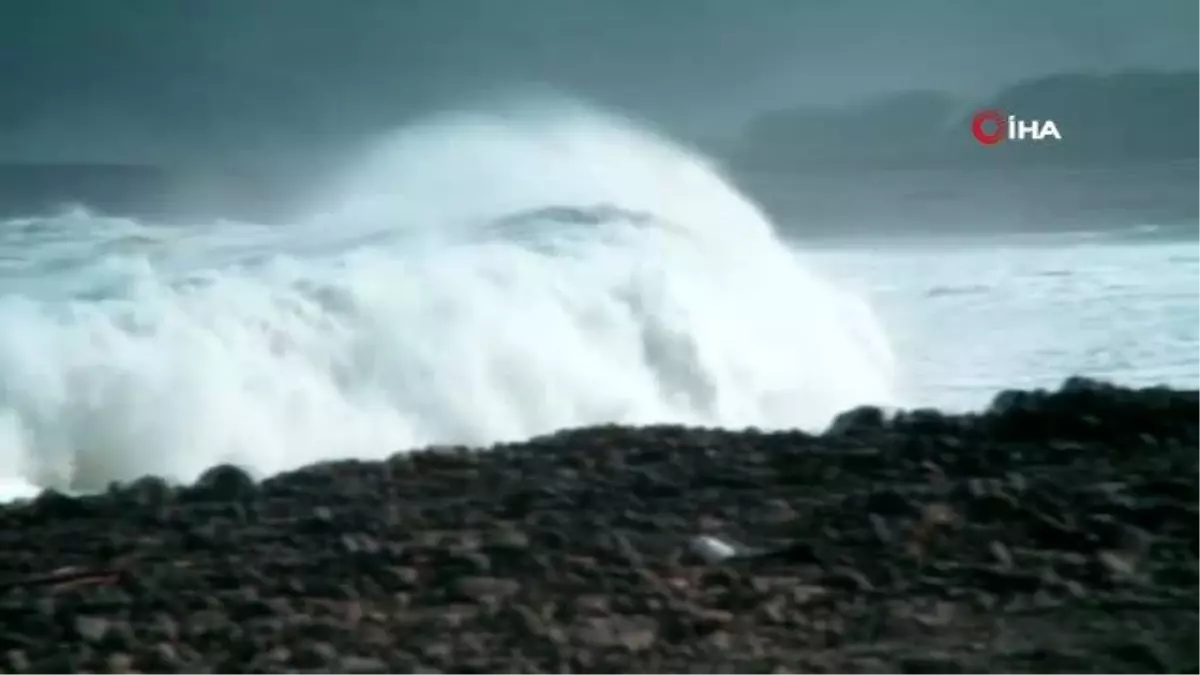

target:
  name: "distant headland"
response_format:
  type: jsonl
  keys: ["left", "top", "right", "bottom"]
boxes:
{"left": 728, "top": 70, "right": 1199, "bottom": 172}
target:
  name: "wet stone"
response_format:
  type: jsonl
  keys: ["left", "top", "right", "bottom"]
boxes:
{"left": 31, "top": 489, "right": 93, "bottom": 520}
{"left": 450, "top": 576, "right": 521, "bottom": 603}
{"left": 0, "top": 380, "right": 1192, "bottom": 673}
{"left": 292, "top": 641, "right": 340, "bottom": 669}
{"left": 190, "top": 464, "right": 257, "bottom": 501}
{"left": 827, "top": 406, "right": 888, "bottom": 437}
{"left": 72, "top": 615, "right": 110, "bottom": 643}
{"left": 900, "top": 653, "right": 966, "bottom": 674}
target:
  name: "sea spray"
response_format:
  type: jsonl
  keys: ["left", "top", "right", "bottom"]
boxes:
{"left": 0, "top": 100, "right": 896, "bottom": 498}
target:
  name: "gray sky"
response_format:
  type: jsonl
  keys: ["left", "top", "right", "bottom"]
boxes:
{"left": 1, "top": 0, "right": 1195, "bottom": 167}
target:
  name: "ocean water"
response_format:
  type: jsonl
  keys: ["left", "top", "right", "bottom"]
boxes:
{"left": 804, "top": 230, "right": 1198, "bottom": 411}
{"left": 0, "top": 104, "right": 1195, "bottom": 500}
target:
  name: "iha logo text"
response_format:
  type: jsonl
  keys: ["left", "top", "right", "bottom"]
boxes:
{"left": 970, "top": 109, "right": 1062, "bottom": 146}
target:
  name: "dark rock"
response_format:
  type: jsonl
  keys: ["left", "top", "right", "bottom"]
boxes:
{"left": 758, "top": 540, "right": 822, "bottom": 564}
{"left": 0, "top": 380, "right": 1193, "bottom": 673}
{"left": 189, "top": 464, "right": 257, "bottom": 501}
{"left": 293, "top": 641, "right": 340, "bottom": 669}
{"left": 571, "top": 616, "right": 658, "bottom": 651}
{"left": 341, "top": 655, "right": 391, "bottom": 673}
{"left": 827, "top": 405, "right": 888, "bottom": 436}
{"left": 864, "top": 488, "right": 917, "bottom": 517}
{"left": 450, "top": 576, "right": 521, "bottom": 603}
{"left": 121, "top": 475, "right": 175, "bottom": 508}
{"left": 822, "top": 566, "right": 874, "bottom": 593}
{"left": 5, "top": 649, "right": 31, "bottom": 673}
{"left": 31, "top": 489, "right": 93, "bottom": 520}
{"left": 1108, "top": 639, "right": 1173, "bottom": 672}
{"left": 989, "top": 540, "right": 1014, "bottom": 569}
{"left": 141, "top": 642, "right": 186, "bottom": 672}
{"left": 72, "top": 615, "right": 109, "bottom": 643}
{"left": 900, "top": 653, "right": 966, "bottom": 673}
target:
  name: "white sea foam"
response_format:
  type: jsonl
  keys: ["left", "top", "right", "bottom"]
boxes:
{"left": 0, "top": 101, "right": 897, "bottom": 499}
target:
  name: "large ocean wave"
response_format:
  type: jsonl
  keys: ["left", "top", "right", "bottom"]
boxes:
{"left": 0, "top": 102, "right": 896, "bottom": 499}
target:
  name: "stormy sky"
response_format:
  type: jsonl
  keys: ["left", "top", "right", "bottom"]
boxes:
{"left": 1, "top": 0, "right": 1195, "bottom": 169}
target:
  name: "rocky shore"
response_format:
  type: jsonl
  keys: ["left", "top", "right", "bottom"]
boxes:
{"left": 0, "top": 378, "right": 1196, "bottom": 673}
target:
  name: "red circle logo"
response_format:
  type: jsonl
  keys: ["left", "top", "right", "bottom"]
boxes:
{"left": 971, "top": 109, "right": 1006, "bottom": 145}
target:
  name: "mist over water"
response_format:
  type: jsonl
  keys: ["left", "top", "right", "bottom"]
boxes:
{"left": 0, "top": 104, "right": 897, "bottom": 499}
{"left": 5, "top": 0, "right": 1196, "bottom": 168}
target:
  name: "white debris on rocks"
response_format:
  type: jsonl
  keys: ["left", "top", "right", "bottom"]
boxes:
{"left": 689, "top": 535, "right": 741, "bottom": 563}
